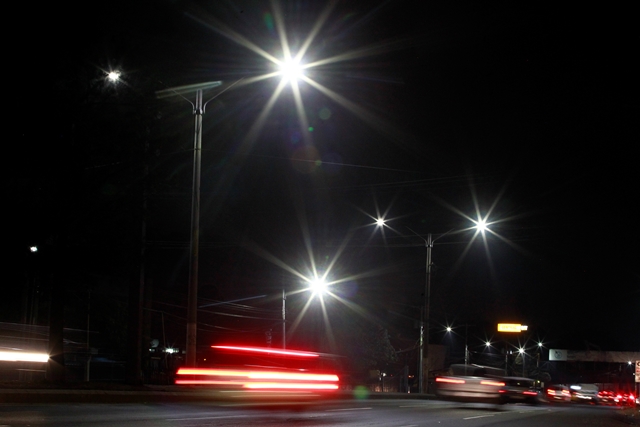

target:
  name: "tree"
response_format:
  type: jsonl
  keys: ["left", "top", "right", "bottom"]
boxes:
{"left": 342, "top": 322, "right": 398, "bottom": 384}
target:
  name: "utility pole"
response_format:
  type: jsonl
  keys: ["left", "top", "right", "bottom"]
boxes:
{"left": 282, "top": 289, "right": 286, "bottom": 349}
{"left": 464, "top": 323, "right": 469, "bottom": 365}
{"left": 423, "top": 233, "right": 433, "bottom": 394}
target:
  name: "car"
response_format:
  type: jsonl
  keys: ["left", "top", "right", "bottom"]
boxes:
{"left": 570, "top": 383, "right": 599, "bottom": 404}
{"left": 434, "top": 365, "right": 506, "bottom": 403}
{"left": 498, "top": 377, "right": 540, "bottom": 404}
{"left": 597, "top": 390, "right": 616, "bottom": 405}
{"left": 546, "top": 384, "right": 571, "bottom": 403}
{"left": 614, "top": 391, "right": 636, "bottom": 407}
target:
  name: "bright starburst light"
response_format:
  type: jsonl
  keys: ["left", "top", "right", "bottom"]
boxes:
{"left": 308, "top": 277, "right": 327, "bottom": 295}
{"left": 185, "top": 0, "right": 414, "bottom": 154}
{"left": 278, "top": 58, "right": 305, "bottom": 83}
{"left": 181, "top": 1, "right": 423, "bottom": 352}
{"left": 361, "top": 185, "right": 528, "bottom": 289}
{"left": 106, "top": 71, "right": 121, "bottom": 82}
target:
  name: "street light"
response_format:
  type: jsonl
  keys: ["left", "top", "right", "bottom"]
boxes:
{"left": 519, "top": 347, "right": 526, "bottom": 376}
{"left": 156, "top": 79, "right": 243, "bottom": 367}
{"left": 278, "top": 58, "right": 305, "bottom": 83}
{"left": 156, "top": 62, "right": 304, "bottom": 366}
{"left": 106, "top": 71, "right": 121, "bottom": 82}
{"left": 375, "top": 219, "right": 489, "bottom": 394}
{"left": 282, "top": 276, "right": 327, "bottom": 350}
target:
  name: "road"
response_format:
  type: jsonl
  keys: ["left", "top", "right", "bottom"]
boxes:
{"left": 1, "top": 399, "right": 631, "bottom": 426}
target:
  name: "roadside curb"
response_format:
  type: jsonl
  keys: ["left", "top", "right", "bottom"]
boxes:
{"left": 615, "top": 407, "right": 640, "bottom": 426}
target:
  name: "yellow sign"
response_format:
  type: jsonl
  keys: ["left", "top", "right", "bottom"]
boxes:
{"left": 497, "top": 323, "right": 528, "bottom": 333}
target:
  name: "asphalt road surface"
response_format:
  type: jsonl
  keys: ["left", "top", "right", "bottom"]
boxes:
{"left": 0, "top": 399, "right": 630, "bottom": 426}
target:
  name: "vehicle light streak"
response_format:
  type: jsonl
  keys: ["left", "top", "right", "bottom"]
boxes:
{"left": 480, "top": 380, "right": 506, "bottom": 386}
{"left": 435, "top": 378, "right": 465, "bottom": 384}
{"left": 174, "top": 379, "right": 246, "bottom": 385}
{"left": 249, "top": 372, "right": 339, "bottom": 381}
{"left": 211, "top": 345, "right": 319, "bottom": 358}
{"left": 176, "top": 368, "right": 252, "bottom": 377}
{"left": 244, "top": 382, "right": 339, "bottom": 390}
{"left": 175, "top": 367, "right": 339, "bottom": 390}
{"left": 0, "top": 351, "right": 49, "bottom": 362}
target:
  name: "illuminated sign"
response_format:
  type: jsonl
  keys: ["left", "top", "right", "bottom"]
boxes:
{"left": 497, "top": 323, "right": 528, "bottom": 333}
{"left": 550, "top": 349, "right": 568, "bottom": 361}
{"left": 636, "top": 360, "right": 640, "bottom": 383}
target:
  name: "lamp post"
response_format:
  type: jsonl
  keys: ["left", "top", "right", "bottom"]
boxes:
{"left": 408, "top": 228, "right": 447, "bottom": 395}
{"left": 156, "top": 79, "right": 246, "bottom": 367}
{"left": 282, "top": 289, "right": 286, "bottom": 349}
{"left": 375, "top": 219, "right": 489, "bottom": 394}
{"left": 281, "top": 277, "right": 327, "bottom": 349}
{"left": 423, "top": 232, "right": 433, "bottom": 394}
{"left": 156, "top": 58, "right": 302, "bottom": 365}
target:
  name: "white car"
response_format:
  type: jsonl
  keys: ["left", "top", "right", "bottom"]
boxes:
{"left": 570, "top": 384, "right": 599, "bottom": 403}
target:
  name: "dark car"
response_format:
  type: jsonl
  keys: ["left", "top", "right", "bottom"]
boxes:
{"left": 597, "top": 390, "right": 616, "bottom": 405}
{"left": 499, "top": 377, "right": 540, "bottom": 404}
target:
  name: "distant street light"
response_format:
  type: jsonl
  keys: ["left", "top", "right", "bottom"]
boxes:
{"left": 519, "top": 347, "right": 526, "bottom": 376}
{"left": 106, "top": 71, "right": 121, "bottom": 82}
{"left": 375, "top": 218, "right": 489, "bottom": 394}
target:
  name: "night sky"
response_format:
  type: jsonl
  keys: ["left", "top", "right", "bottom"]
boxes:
{"left": 7, "top": 1, "right": 639, "bottom": 359}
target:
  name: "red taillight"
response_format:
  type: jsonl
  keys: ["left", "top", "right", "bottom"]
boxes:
{"left": 436, "top": 377, "right": 465, "bottom": 384}
{"left": 524, "top": 391, "right": 538, "bottom": 396}
{"left": 547, "top": 389, "right": 556, "bottom": 395}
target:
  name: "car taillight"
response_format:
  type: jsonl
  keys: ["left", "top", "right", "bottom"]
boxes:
{"left": 524, "top": 391, "right": 538, "bottom": 396}
{"left": 547, "top": 389, "right": 556, "bottom": 395}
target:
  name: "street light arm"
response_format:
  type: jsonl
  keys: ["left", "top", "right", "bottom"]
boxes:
{"left": 202, "top": 77, "right": 245, "bottom": 113}
{"left": 432, "top": 228, "right": 455, "bottom": 243}
{"left": 198, "top": 294, "right": 266, "bottom": 308}
{"left": 406, "top": 227, "right": 428, "bottom": 246}
{"left": 406, "top": 227, "right": 455, "bottom": 247}
{"left": 155, "top": 80, "right": 223, "bottom": 100}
